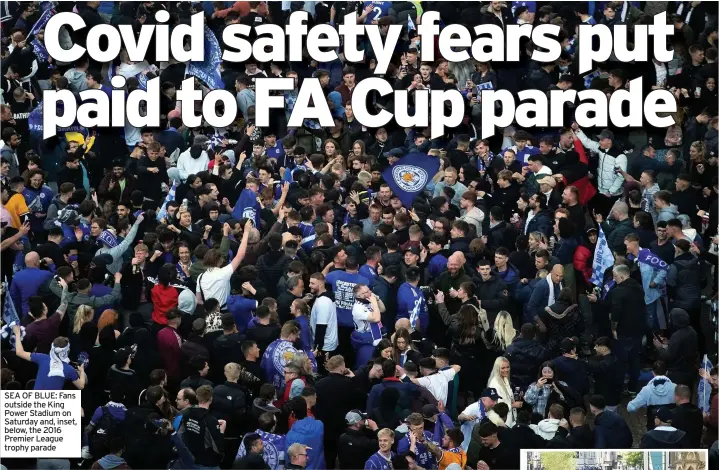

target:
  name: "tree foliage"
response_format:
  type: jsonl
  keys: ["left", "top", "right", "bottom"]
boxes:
{"left": 540, "top": 452, "right": 577, "bottom": 470}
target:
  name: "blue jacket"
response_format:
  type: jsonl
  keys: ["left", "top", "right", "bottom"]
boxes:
{"left": 366, "top": 378, "right": 420, "bottom": 412}
{"left": 593, "top": 409, "right": 633, "bottom": 449}
{"left": 286, "top": 417, "right": 325, "bottom": 470}
{"left": 526, "top": 278, "right": 561, "bottom": 322}
{"left": 627, "top": 376, "right": 676, "bottom": 412}
{"left": 10, "top": 267, "right": 54, "bottom": 315}
{"left": 493, "top": 264, "right": 521, "bottom": 295}
{"left": 525, "top": 209, "right": 553, "bottom": 238}
{"left": 553, "top": 237, "right": 579, "bottom": 265}
{"left": 396, "top": 282, "right": 429, "bottom": 334}
{"left": 633, "top": 255, "right": 667, "bottom": 305}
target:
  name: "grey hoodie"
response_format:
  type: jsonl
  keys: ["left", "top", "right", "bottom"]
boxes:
{"left": 96, "top": 223, "right": 140, "bottom": 274}
{"left": 627, "top": 376, "right": 676, "bottom": 412}
{"left": 64, "top": 69, "right": 88, "bottom": 93}
{"left": 531, "top": 418, "right": 561, "bottom": 440}
{"left": 656, "top": 204, "right": 679, "bottom": 222}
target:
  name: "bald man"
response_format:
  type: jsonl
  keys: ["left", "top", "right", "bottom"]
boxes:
{"left": 525, "top": 264, "right": 564, "bottom": 323}
{"left": 432, "top": 251, "right": 473, "bottom": 314}
{"left": 10, "top": 252, "right": 56, "bottom": 315}
{"left": 597, "top": 200, "right": 637, "bottom": 252}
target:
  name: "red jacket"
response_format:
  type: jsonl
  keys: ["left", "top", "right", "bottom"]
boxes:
{"left": 151, "top": 284, "right": 179, "bottom": 325}
{"left": 562, "top": 138, "right": 597, "bottom": 206}
{"left": 157, "top": 326, "right": 183, "bottom": 380}
{"left": 573, "top": 245, "right": 593, "bottom": 284}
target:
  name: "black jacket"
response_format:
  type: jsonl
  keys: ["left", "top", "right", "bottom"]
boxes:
{"left": 178, "top": 406, "right": 225, "bottom": 467}
{"left": 586, "top": 353, "right": 624, "bottom": 406}
{"left": 657, "top": 309, "right": 698, "bottom": 387}
{"left": 119, "top": 262, "right": 157, "bottom": 310}
{"left": 640, "top": 426, "right": 691, "bottom": 449}
{"left": 594, "top": 410, "right": 633, "bottom": 449}
{"left": 245, "top": 323, "right": 281, "bottom": 357}
{"left": 602, "top": 218, "right": 636, "bottom": 253}
{"left": 337, "top": 428, "right": 379, "bottom": 469}
{"left": 314, "top": 373, "right": 365, "bottom": 440}
{"left": 486, "top": 221, "right": 517, "bottom": 252}
{"left": 667, "top": 253, "right": 703, "bottom": 310}
{"left": 255, "top": 250, "right": 291, "bottom": 299}
{"left": 233, "top": 452, "right": 270, "bottom": 469}
{"left": 473, "top": 273, "right": 508, "bottom": 323}
{"left": 672, "top": 402, "right": 703, "bottom": 448}
{"left": 610, "top": 278, "right": 646, "bottom": 338}
{"left": 212, "top": 381, "right": 251, "bottom": 437}
{"left": 505, "top": 337, "right": 548, "bottom": 391}
{"left": 566, "top": 425, "right": 595, "bottom": 449}
{"left": 212, "top": 333, "right": 244, "bottom": 383}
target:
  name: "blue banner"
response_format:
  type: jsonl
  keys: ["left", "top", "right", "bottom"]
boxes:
{"left": 31, "top": 39, "right": 49, "bottom": 63}
{"left": 156, "top": 181, "right": 177, "bottom": 222}
{"left": 186, "top": 26, "right": 224, "bottom": 90}
{"left": 584, "top": 69, "right": 601, "bottom": 89}
{"left": 698, "top": 354, "right": 713, "bottom": 413}
{"left": 629, "top": 248, "right": 669, "bottom": 272}
{"left": 590, "top": 226, "right": 614, "bottom": 287}
{"left": 232, "top": 188, "right": 261, "bottom": 227}
{"left": 29, "top": 5, "right": 55, "bottom": 38}
{"left": 261, "top": 339, "right": 298, "bottom": 391}
{"left": 381, "top": 152, "right": 440, "bottom": 209}
{"left": 28, "top": 101, "right": 86, "bottom": 137}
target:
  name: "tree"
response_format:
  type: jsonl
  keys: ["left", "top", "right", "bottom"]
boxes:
{"left": 622, "top": 452, "right": 644, "bottom": 470}
{"left": 540, "top": 452, "right": 576, "bottom": 470}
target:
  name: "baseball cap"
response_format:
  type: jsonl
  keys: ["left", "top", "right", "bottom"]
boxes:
{"left": 345, "top": 410, "right": 367, "bottom": 425}
{"left": 656, "top": 407, "right": 674, "bottom": 423}
{"left": 404, "top": 246, "right": 420, "bottom": 256}
{"left": 384, "top": 148, "right": 404, "bottom": 158}
{"left": 598, "top": 129, "right": 614, "bottom": 140}
{"left": 421, "top": 404, "right": 439, "bottom": 419}
{"left": 481, "top": 388, "right": 500, "bottom": 402}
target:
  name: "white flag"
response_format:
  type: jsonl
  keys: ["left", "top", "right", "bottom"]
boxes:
{"left": 590, "top": 226, "right": 614, "bottom": 286}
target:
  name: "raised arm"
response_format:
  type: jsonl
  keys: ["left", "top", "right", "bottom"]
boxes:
{"left": 12, "top": 325, "right": 31, "bottom": 361}
{"left": 230, "top": 219, "right": 253, "bottom": 271}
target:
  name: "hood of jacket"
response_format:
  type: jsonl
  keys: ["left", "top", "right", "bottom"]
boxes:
{"left": 531, "top": 418, "right": 560, "bottom": 439}
{"left": 673, "top": 253, "right": 700, "bottom": 269}
{"left": 659, "top": 204, "right": 679, "bottom": 218}
{"left": 648, "top": 376, "right": 674, "bottom": 397}
{"left": 64, "top": 69, "right": 87, "bottom": 90}
{"left": 96, "top": 454, "right": 127, "bottom": 470}
{"left": 546, "top": 303, "right": 579, "bottom": 321}
{"left": 646, "top": 426, "right": 687, "bottom": 445}
{"left": 669, "top": 308, "right": 690, "bottom": 329}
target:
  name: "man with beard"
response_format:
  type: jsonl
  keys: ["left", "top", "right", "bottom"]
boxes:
{"left": 433, "top": 252, "right": 473, "bottom": 314}
{"left": 0, "top": 127, "right": 21, "bottom": 178}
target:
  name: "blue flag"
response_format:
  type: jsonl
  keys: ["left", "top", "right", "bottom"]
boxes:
{"left": 698, "top": 354, "right": 713, "bottom": 413}
{"left": 108, "top": 63, "right": 152, "bottom": 91}
{"left": 512, "top": 1, "right": 536, "bottom": 13}
{"left": 382, "top": 152, "right": 440, "bottom": 209}
{"left": 232, "top": 188, "right": 261, "bottom": 227}
{"left": 634, "top": 248, "right": 669, "bottom": 271}
{"left": 186, "top": 26, "right": 224, "bottom": 90}
{"left": 407, "top": 16, "right": 416, "bottom": 31}
{"left": 29, "top": 5, "right": 55, "bottom": 38}
{"left": 156, "top": 181, "right": 177, "bottom": 222}
{"left": 28, "top": 101, "right": 85, "bottom": 137}
{"left": 261, "top": 339, "right": 298, "bottom": 391}
{"left": 590, "top": 226, "right": 614, "bottom": 287}
{"left": 584, "top": 69, "right": 601, "bottom": 89}
{"left": 31, "top": 39, "right": 49, "bottom": 63}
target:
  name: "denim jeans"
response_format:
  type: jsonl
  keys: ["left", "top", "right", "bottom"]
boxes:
{"left": 616, "top": 336, "right": 642, "bottom": 392}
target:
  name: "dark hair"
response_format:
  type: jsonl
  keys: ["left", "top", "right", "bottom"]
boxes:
{"left": 158, "top": 263, "right": 175, "bottom": 286}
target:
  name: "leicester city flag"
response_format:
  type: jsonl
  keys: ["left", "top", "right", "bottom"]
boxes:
{"left": 186, "top": 25, "right": 224, "bottom": 90}
{"left": 382, "top": 152, "right": 440, "bottom": 209}
{"left": 590, "top": 226, "right": 614, "bottom": 287}
{"left": 232, "top": 188, "right": 261, "bottom": 227}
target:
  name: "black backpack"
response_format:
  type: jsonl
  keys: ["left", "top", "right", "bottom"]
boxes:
{"left": 88, "top": 407, "right": 122, "bottom": 458}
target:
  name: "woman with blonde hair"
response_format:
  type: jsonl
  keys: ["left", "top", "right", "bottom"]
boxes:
{"left": 689, "top": 140, "right": 712, "bottom": 189}
{"left": 73, "top": 305, "right": 94, "bottom": 335}
{"left": 97, "top": 309, "right": 121, "bottom": 339}
{"left": 485, "top": 311, "right": 517, "bottom": 353}
{"left": 487, "top": 356, "right": 523, "bottom": 427}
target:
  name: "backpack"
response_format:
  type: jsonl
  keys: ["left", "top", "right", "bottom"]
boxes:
{"left": 88, "top": 407, "right": 122, "bottom": 458}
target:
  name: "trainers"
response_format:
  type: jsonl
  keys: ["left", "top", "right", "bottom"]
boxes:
{"left": 81, "top": 446, "right": 92, "bottom": 460}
